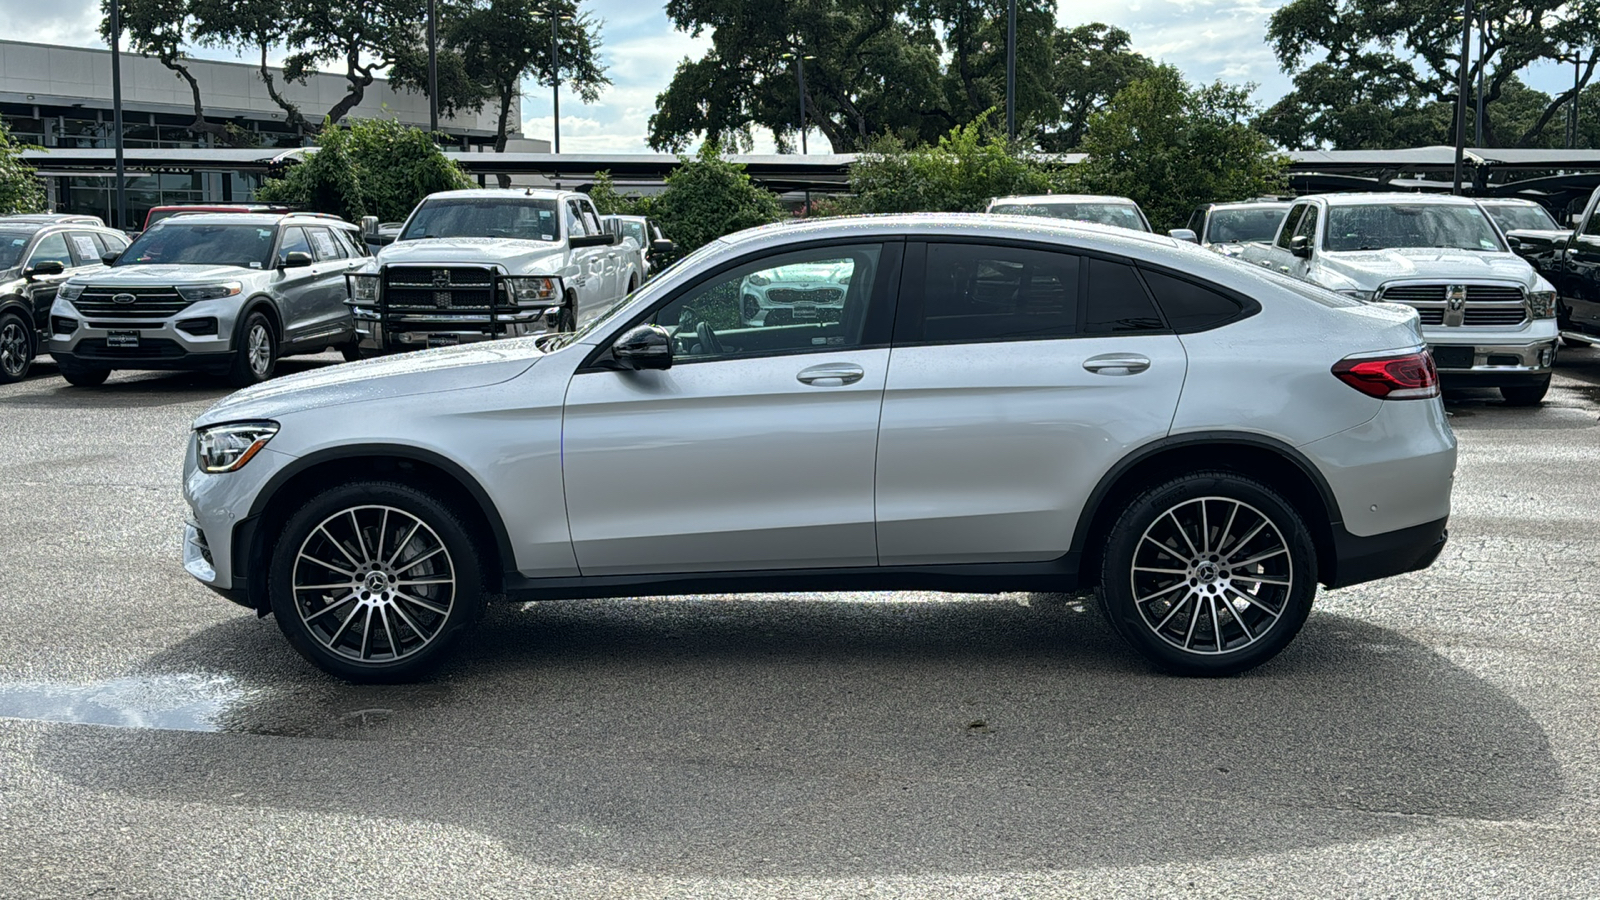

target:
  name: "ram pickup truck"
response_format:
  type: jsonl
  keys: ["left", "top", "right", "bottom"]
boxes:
{"left": 1239, "top": 192, "right": 1559, "bottom": 406}
{"left": 1498, "top": 187, "right": 1600, "bottom": 349}
{"left": 346, "top": 189, "right": 643, "bottom": 353}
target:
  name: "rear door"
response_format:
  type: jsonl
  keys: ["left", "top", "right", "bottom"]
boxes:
{"left": 302, "top": 226, "right": 358, "bottom": 341}
{"left": 874, "top": 240, "right": 1187, "bottom": 565}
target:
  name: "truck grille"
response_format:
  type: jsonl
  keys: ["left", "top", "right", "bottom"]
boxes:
{"left": 382, "top": 266, "right": 498, "bottom": 312}
{"left": 1463, "top": 307, "right": 1529, "bottom": 326}
{"left": 70, "top": 286, "right": 193, "bottom": 318}
{"left": 1380, "top": 283, "right": 1527, "bottom": 328}
{"left": 767, "top": 287, "right": 844, "bottom": 306}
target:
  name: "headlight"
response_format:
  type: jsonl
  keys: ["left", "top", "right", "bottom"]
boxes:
{"left": 1338, "top": 289, "right": 1377, "bottom": 303}
{"left": 1529, "top": 289, "right": 1557, "bottom": 319}
{"left": 195, "top": 422, "right": 278, "bottom": 473}
{"left": 177, "top": 282, "right": 242, "bottom": 302}
{"left": 347, "top": 273, "right": 381, "bottom": 304}
{"left": 746, "top": 273, "right": 771, "bottom": 286}
{"left": 504, "top": 275, "right": 560, "bottom": 306}
{"left": 58, "top": 282, "right": 86, "bottom": 302}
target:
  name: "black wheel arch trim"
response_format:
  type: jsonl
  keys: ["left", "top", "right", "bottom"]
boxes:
{"left": 238, "top": 443, "right": 517, "bottom": 606}
{"left": 1069, "top": 430, "right": 1345, "bottom": 560}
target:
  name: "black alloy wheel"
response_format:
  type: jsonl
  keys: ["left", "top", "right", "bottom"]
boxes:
{"left": 56, "top": 358, "right": 110, "bottom": 387}
{"left": 0, "top": 312, "right": 32, "bottom": 383}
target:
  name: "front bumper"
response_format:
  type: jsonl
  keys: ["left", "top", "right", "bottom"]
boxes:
{"left": 48, "top": 309, "right": 236, "bottom": 372}
{"left": 1421, "top": 322, "right": 1557, "bottom": 386}
{"left": 182, "top": 440, "right": 299, "bottom": 608}
{"left": 351, "top": 307, "right": 559, "bottom": 351}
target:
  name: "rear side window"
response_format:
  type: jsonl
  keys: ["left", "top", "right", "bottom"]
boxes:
{"left": 1084, "top": 258, "right": 1165, "bottom": 334}
{"left": 1139, "top": 268, "right": 1248, "bottom": 333}
{"left": 915, "top": 243, "right": 1080, "bottom": 343}
{"left": 306, "top": 227, "right": 345, "bottom": 260}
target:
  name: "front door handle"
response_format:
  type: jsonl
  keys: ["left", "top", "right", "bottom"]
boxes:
{"left": 1083, "top": 353, "right": 1151, "bottom": 375}
{"left": 797, "top": 362, "right": 864, "bottom": 386}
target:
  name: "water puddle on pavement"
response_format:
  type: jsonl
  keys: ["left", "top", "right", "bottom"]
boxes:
{"left": 0, "top": 674, "right": 244, "bottom": 732}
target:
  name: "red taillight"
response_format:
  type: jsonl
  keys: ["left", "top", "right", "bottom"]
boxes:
{"left": 1332, "top": 350, "right": 1440, "bottom": 400}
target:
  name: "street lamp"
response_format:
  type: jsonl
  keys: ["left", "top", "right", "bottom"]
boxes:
{"left": 1559, "top": 50, "right": 1584, "bottom": 149}
{"left": 547, "top": 6, "right": 574, "bottom": 154}
{"left": 780, "top": 51, "right": 815, "bottom": 154}
{"left": 428, "top": 0, "right": 439, "bottom": 132}
{"left": 1006, "top": 0, "right": 1016, "bottom": 140}
{"left": 1452, "top": 0, "right": 1472, "bottom": 195}
{"left": 108, "top": 0, "right": 127, "bottom": 229}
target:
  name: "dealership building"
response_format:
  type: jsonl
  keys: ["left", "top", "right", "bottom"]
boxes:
{"left": 0, "top": 39, "right": 547, "bottom": 226}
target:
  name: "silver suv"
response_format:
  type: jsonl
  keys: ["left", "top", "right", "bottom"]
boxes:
{"left": 182, "top": 216, "right": 1456, "bottom": 682}
{"left": 49, "top": 213, "right": 368, "bottom": 387}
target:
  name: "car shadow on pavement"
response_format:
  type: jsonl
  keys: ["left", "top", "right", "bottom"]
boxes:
{"left": 27, "top": 594, "right": 1562, "bottom": 877}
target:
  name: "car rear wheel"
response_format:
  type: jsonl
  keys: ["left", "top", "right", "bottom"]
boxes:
{"left": 339, "top": 339, "right": 365, "bottom": 362}
{"left": 268, "top": 481, "right": 484, "bottom": 682}
{"left": 1098, "top": 471, "right": 1316, "bottom": 676}
{"left": 1500, "top": 377, "right": 1550, "bottom": 407}
{"left": 0, "top": 313, "right": 32, "bottom": 383}
{"left": 227, "top": 312, "right": 276, "bottom": 387}
{"left": 56, "top": 358, "right": 110, "bottom": 386}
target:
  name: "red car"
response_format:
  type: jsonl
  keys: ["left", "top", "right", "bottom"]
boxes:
{"left": 141, "top": 203, "right": 291, "bottom": 231}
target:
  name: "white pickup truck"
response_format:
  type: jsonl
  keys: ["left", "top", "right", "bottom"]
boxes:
{"left": 1238, "top": 192, "right": 1559, "bottom": 405}
{"left": 346, "top": 189, "right": 643, "bottom": 353}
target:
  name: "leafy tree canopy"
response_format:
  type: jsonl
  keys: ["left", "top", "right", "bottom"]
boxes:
{"left": 647, "top": 145, "right": 785, "bottom": 252}
{"left": 836, "top": 115, "right": 1069, "bottom": 214}
{"left": 0, "top": 121, "right": 44, "bottom": 215}
{"left": 254, "top": 118, "right": 473, "bottom": 222}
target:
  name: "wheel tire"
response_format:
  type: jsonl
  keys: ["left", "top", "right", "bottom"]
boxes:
{"left": 556, "top": 297, "right": 576, "bottom": 333}
{"left": 339, "top": 339, "right": 366, "bottom": 362}
{"left": 1500, "top": 377, "right": 1550, "bottom": 407}
{"left": 56, "top": 358, "right": 110, "bottom": 387}
{"left": 0, "top": 312, "right": 33, "bottom": 384}
{"left": 268, "top": 480, "right": 485, "bottom": 683}
{"left": 1098, "top": 470, "right": 1317, "bottom": 677}
{"left": 227, "top": 311, "right": 277, "bottom": 387}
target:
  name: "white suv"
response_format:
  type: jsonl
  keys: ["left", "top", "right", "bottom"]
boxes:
{"left": 182, "top": 216, "right": 1455, "bottom": 682}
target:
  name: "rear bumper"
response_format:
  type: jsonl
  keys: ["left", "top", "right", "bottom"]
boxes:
{"left": 1326, "top": 516, "right": 1448, "bottom": 589}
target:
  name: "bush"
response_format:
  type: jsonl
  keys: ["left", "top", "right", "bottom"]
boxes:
{"left": 256, "top": 118, "right": 473, "bottom": 222}
{"left": 649, "top": 145, "right": 785, "bottom": 252}
{"left": 0, "top": 120, "right": 44, "bottom": 215}
{"left": 837, "top": 117, "right": 1071, "bottom": 215}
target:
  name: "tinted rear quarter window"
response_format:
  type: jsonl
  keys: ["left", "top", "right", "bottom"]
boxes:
{"left": 1139, "top": 268, "right": 1248, "bottom": 332}
{"left": 1085, "top": 258, "right": 1165, "bottom": 334}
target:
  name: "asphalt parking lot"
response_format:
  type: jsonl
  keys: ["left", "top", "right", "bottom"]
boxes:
{"left": 0, "top": 347, "right": 1597, "bottom": 899}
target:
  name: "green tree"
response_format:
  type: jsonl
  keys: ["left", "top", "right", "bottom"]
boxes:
{"left": 0, "top": 121, "right": 44, "bottom": 215}
{"left": 1071, "top": 67, "right": 1288, "bottom": 230}
{"left": 837, "top": 115, "right": 1068, "bottom": 214}
{"left": 255, "top": 118, "right": 473, "bottom": 222}
{"left": 586, "top": 170, "right": 650, "bottom": 217}
{"left": 1264, "top": 0, "right": 1600, "bottom": 149}
{"left": 1039, "top": 23, "right": 1158, "bottom": 151}
{"left": 649, "top": 145, "right": 784, "bottom": 252}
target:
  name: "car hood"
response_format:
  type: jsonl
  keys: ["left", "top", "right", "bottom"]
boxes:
{"left": 73, "top": 264, "right": 260, "bottom": 284}
{"left": 194, "top": 340, "right": 547, "bottom": 429}
{"left": 376, "top": 237, "right": 565, "bottom": 271}
{"left": 1318, "top": 248, "right": 1538, "bottom": 287}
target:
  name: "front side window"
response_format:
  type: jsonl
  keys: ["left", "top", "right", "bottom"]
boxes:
{"left": 278, "top": 227, "right": 312, "bottom": 264}
{"left": 648, "top": 244, "right": 882, "bottom": 362}
{"left": 1276, "top": 206, "right": 1308, "bottom": 250}
{"left": 910, "top": 243, "right": 1080, "bottom": 343}
{"left": 399, "top": 198, "right": 560, "bottom": 242}
{"left": 27, "top": 232, "right": 73, "bottom": 269}
{"left": 566, "top": 202, "right": 590, "bottom": 238}
{"left": 1484, "top": 203, "right": 1558, "bottom": 233}
{"left": 1324, "top": 204, "right": 1507, "bottom": 253}
{"left": 117, "top": 223, "right": 278, "bottom": 269}
{"left": 1293, "top": 205, "right": 1319, "bottom": 245}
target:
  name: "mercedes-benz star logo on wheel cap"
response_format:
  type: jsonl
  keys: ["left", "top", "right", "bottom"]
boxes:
{"left": 111, "top": 293, "right": 136, "bottom": 304}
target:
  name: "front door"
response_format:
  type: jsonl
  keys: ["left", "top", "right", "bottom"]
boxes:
{"left": 875, "top": 242, "right": 1187, "bottom": 565}
{"left": 23, "top": 232, "right": 76, "bottom": 332}
{"left": 561, "top": 241, "right": 901, "bottom": 575}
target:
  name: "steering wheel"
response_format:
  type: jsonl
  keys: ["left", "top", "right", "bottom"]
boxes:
{"left": 695, "top": 321, "right": 724, "bottom": 356}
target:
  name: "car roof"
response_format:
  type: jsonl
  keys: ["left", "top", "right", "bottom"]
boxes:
{"left": 991, "top": 194, "right": 1141, "bottom": 206}
{"left": 1312, "top": 192, "right": 1484, "bottom": 207}
{"left": 1475, "top": 198, "right": 1545, "bottom": 207}
{"left": 720, "top": 213, "right": 1181, "bottom": 256}
{"left": 422, "top": 188, "right": 579, "bottom": 202}
{"left": 147, "top": 212, "right": 357, "bottom": 229}
{"left": 1206, "top": 200, "right": 1293, "bottom": 211}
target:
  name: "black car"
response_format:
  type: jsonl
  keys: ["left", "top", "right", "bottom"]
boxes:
{"left": 0, "top": 221, "right": 131, "bottom": 383}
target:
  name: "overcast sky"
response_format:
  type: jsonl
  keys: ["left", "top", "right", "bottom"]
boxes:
{"left": 0, "top": 0, "right": 1581, "bottom": 152}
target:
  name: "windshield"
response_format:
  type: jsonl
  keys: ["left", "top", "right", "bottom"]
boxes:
{"left": 115, "top": 222, "right": 277, "bottom": 268}
{"left": 0, "top": 229, "right": 37, "bottom": 269}
{"left": 991, "top": 202, "right": 1149, "bottom": 232}
{"left": 400, "top": 198, "right": 560, "bottom": 242}
{"left": 1483, "top": 203, "right": 1559, "bottom": 233}
{"left": 1206, "top": 207, "right": 1290, "bottom": 244}
{"left": 1325, "top": 204, "right": 1506, "bottom": 253}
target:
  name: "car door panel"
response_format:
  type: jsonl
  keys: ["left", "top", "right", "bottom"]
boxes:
{"left": 562, "top": 350, "right": 889, "bottom": 575}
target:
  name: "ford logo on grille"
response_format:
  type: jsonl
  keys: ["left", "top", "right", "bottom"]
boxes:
{"left": 111, "top": 293, "right": 136, "bottom": 304}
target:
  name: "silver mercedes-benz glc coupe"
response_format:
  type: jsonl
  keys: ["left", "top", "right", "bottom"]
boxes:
{"left": 182, "top": 215, "right": 1455, "bottom": 682}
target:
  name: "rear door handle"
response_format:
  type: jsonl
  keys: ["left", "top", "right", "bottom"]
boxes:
{"left": 797, "top": 362, "right": 864, "bottom": 386}
{"left": 1083, "top": 353, "right": 1151, "bottom": 375}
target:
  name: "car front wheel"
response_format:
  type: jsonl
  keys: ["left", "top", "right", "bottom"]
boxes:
{"left": 0, "top": 312, "right": 33, "bottom": 383}
{"left": 227, "top": 312, "right": 277, "bottom": 387}
{"left": 268, "top": 481, "right": 484, "bottom": 682}
{"left": 1500, "top": 377, "right": 1550, "bottom": 407}
{"left": 1098, "top": 471, "right": 1317, "bottom": 676}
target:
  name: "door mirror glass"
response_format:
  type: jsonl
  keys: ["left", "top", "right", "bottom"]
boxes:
{"left": 280, "top": 250, "right": 314, "bottom": 269}
{"left": 1289, "top": 234, "right": 1313, "bottom": 259}
{"left": 24, "top": 260, "right": 65, "bottom": 278}
{"left": 612, "top": 324, "right": 673, "bottom": 370}
{"left": 1168, "top": 228, "right": 1200, "bottom": 243}
{"left": 100, "top": 250, "right": 121, "bottom": 266}
{"left": 650, "top": 238, "right": 676, "bottom": 256}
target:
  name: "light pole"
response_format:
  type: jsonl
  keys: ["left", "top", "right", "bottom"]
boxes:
{"left": 781, "top": 50, "right": 815, "bottom": 154}
{"left": 1474, "top": 16, "right": 1485, "bottom": 146}
{"left": 428, "top": 0, "right": 439, "bottom": 132}
{"left": 1006, "top": 0, "right": 1016, "bottom": 140}
{"left": 1452, "top": 0, "right": 1472, "bottom": 195}
{"left": 109, "top": 0, "right": 127, "bottom": 229}
{"left": 547, "top": 7, "right": 573, "bottom": 154}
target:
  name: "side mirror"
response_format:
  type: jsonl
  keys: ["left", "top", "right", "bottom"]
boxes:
{"left": 570, "top": 232, "right": 618, "bottom": 249}
{"left": 24, "top": 260, "right": 65, "bottom": 279}
{"left": 280, "top": 250, "right": 314, "bottom": 269}
{"left": 1289, "top": 234, "right": 1313, "bottom": 259}
{"left": 1168, "top": 228, "right": 1200, "bottom": 244}
{"left": 611, "top": 324, "right": 673, "bottom": 370}
{"left": 360, "top": 215, "right": 379, "bottom": 238}
{"left": 1505, "top": 234, "right": 1523, "bottom": 250}
{"left": 100, "top": 251, "right": 121, "bottom": 266}
{"left": 650, "top": 238, "right": 677, "bottom": 256}
{"left": 1571, "top": 213, "right": 1583, "bottom": 227}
